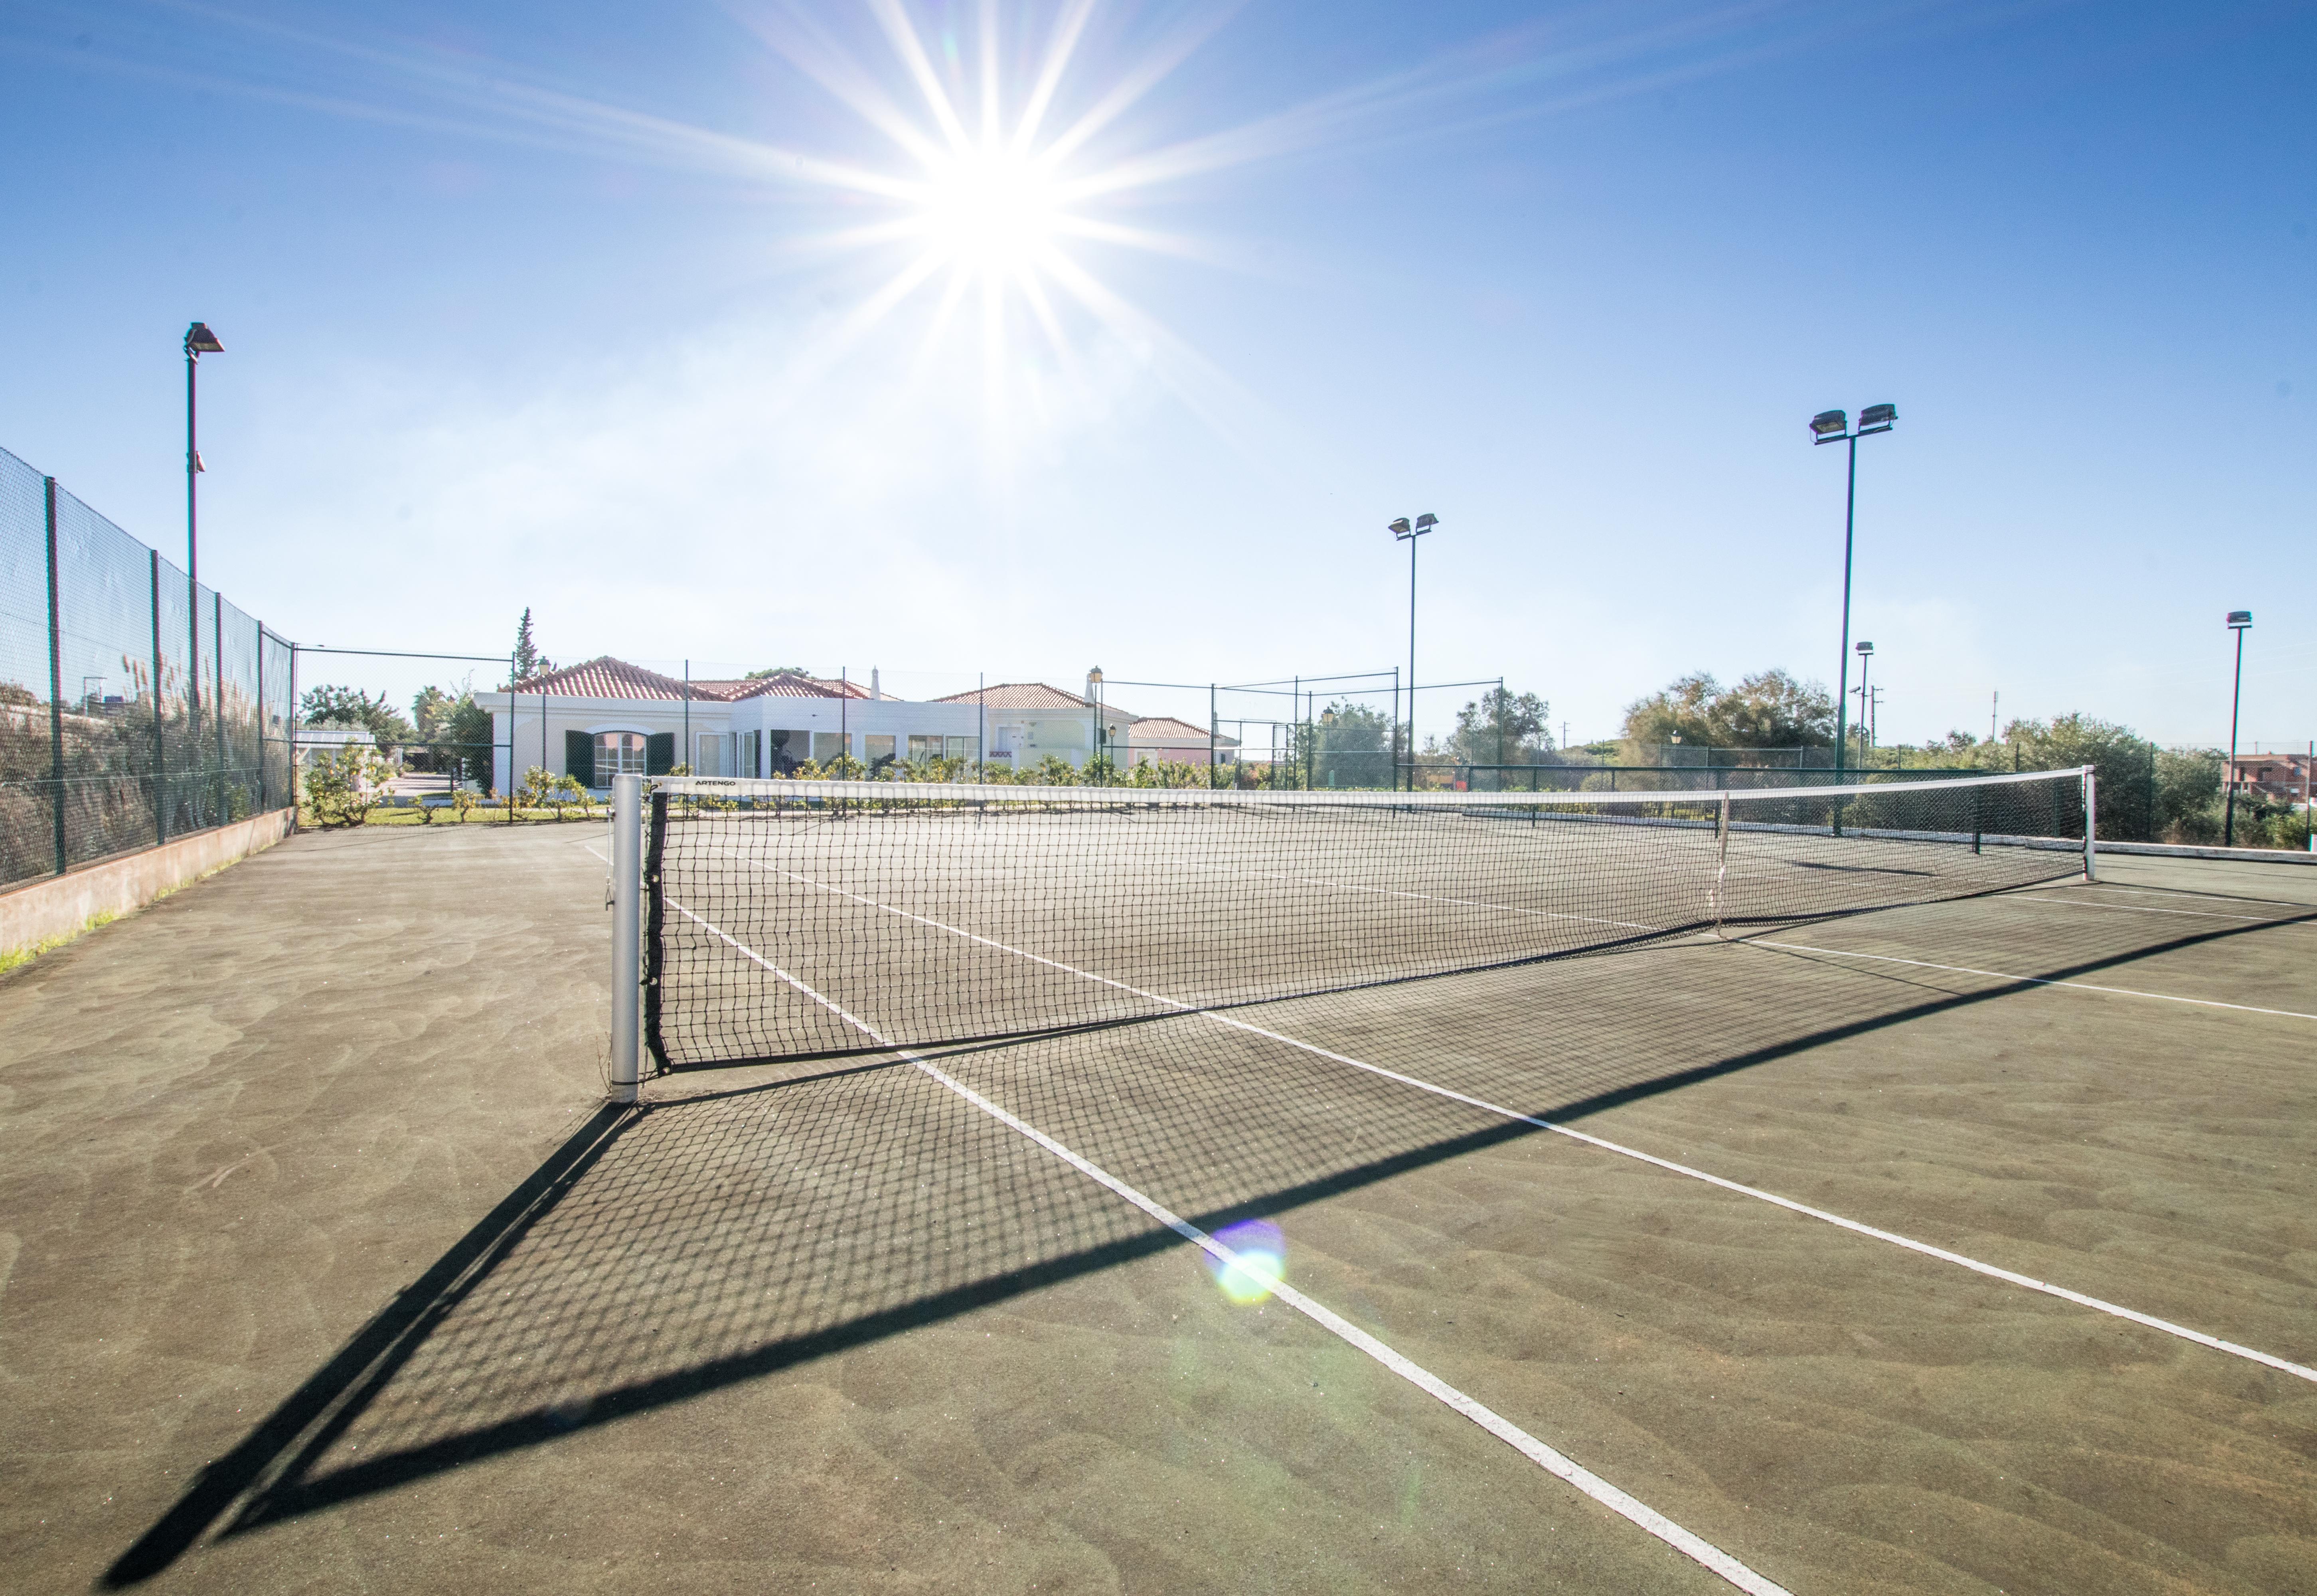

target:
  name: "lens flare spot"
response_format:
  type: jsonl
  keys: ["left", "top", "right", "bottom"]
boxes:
{"left": 1206, "top": 1219, "right": 1285, "bottom": 1305}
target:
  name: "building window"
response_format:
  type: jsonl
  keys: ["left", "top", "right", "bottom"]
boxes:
{"left": 596, "top": 731, "right": 648, "bottom": 777}
{"left": 812, "top": 731, "right": 847, "bottom": 763}
{"left": 864, "top": 735, "right": 896, "bottom": 772}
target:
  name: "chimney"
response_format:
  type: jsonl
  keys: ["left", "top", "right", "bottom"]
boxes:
{"left": 870, "top": 667, "right": 879, "bottom": 699}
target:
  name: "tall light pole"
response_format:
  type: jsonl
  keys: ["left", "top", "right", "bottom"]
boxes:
{"left": 184, "top": 323, "right": 223, "bottom": 589}
{"left": 1389, "top": 512, "right": 1438, "bottom": 791}
{"left": 183, "top": 322, "right": 223, "bottom": 820}
{"left": 1853, "top": 640, "right": 1874, "bottom": 764}
{"left": 1810, "top": 403, "right": 1895, "bottom": 779}
{"left": 2225, "top": 610, "right": 2252, "bottom": 847}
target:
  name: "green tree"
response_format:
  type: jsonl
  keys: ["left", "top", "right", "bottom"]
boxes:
{"left": 745, "top": 665, "right": 813, "bottom": 680}
{"left": 1946, "top": 713, "right": 2174, "bottom": 840}
{"left": 1622, "top": 670, "right": 1835, "bottom": 751}
{"left": 299, "top": 685, "right": 417, "bottom": 753}
{"left": 1446, "top": 689, "right": 1551, "bottom": 766}
{"left": 512, "top": 608, "right": 553, "bottom": 682}
{"left": 1308, "top": 698, "right": 1402, "bottom": 788}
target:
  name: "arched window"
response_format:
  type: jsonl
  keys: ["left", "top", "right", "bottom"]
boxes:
{"left": 595, "top": 731, "right": 648, "bottom": 778}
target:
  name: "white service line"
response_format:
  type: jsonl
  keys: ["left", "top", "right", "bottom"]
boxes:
{"left": 739, "top": 859, "right": 2317, "bottom": 1388}
{"left": 665, "top": 897, "right": 1792, "bottom": 1596}
{"left": 2004, "top": 894, "right": 2312, "bottom": 926}
{"left": 1746, "top": 939, "right": 2317, "bottom": 1023}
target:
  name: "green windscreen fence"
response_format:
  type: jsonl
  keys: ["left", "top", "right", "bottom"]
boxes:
{"left": 0, "top": 444, "right": 292, "bottom": 890}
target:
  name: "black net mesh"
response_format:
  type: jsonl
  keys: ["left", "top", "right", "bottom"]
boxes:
{"left": 644, "top": 773, "right": 2087, "bottom": 1072}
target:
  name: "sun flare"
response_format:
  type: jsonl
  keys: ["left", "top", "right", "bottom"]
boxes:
{"left": 915, "top": 143, "right": 1064, "bottom": 275}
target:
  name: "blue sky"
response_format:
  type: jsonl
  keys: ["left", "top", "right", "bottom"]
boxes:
{"left": 2, "top": 0, "right": 2309, "bottom": 749}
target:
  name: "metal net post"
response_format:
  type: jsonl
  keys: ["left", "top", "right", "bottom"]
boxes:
{"left": 2082, "top": 766, "right": 2098, "bottom": 883}
{"left": 608, "top": 773, "right": 642, "bottom": 1104}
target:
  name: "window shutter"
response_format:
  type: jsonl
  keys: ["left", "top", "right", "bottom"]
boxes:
{"left": 646, "top": 732, "right": 676, "bottom": 775}
{"left": 565, "top": 729, "right": 595, "bottom": 788}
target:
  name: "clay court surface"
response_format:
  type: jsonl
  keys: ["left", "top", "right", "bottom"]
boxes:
{"left": 2, "top": 820, "right": 2314, "bottom": 1594}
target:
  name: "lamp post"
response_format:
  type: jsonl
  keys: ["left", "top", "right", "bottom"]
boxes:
{"left": 1810, "top": 403, "right": 1895, "bottom": 780}
{"left": 184, "top": 322, "right": 223, "bottom": 589}
{"left": 1086, "top": 667, "right": 1105, "bottom": 781}
{"left": 1853, "top": 640, "right": 1875, "bottom": 765}
{"left": 2225, "top": 610, "right": 2252, "bottom": 847}
{"left": 1389, "top": 513, "right": 1438, "bottom": 791}
{"left": 183, "top": 322, "right": 223, "bottom": 821}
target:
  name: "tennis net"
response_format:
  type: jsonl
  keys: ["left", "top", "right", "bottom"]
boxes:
{"left": 638, "top": 768, "right": 2092, "bottom": 1072}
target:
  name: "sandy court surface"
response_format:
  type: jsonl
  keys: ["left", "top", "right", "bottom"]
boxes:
{"left": 2, "top": 819, "right": 2314, "bottom": 1593}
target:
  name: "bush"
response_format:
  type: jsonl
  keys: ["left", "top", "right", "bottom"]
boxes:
{"left": 302, "top": 745, "right": 389, "bottom": 828}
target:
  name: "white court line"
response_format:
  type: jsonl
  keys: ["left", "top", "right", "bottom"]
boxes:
{"left": 2076, "top": 881, "right": 2317, "bottom": 910}
{"left": 2003, "top": 894, "right": 2312, "bottom": 926}
{"left": 1746, "top": 939, "right": 2317, "bottom": 1023}
{"left": 729, "top": 858, "right": 2317, "bottom": 1389}
{"left": 665, "top": 897, "right": 1791, "bottom": 1596}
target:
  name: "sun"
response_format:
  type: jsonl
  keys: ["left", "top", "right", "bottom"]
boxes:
{"left": 915, "top": 143, "right": 1064, "bottom": 276}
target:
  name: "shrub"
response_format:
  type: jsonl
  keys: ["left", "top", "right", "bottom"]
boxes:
{"left": 302, "top": 745, "right": 389, "bottom": 828}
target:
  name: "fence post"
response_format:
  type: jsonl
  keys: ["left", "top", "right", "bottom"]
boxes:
{"left": 254, "top": 618, "right": 265, "bottom": 814}
{"left": 214, "top": 592, "right": 226, "bottom": 821}
{"left": 608, "top": 774, "right": 642, "bottom": 1105}
{"left": 149, "top": 549, "right": 166, "bottom": 844}
{"left": 286, "top": 640, "right": 298, "bottom": 832}
{"left": 44, "top": 477, "right": 66, "bottom": 876}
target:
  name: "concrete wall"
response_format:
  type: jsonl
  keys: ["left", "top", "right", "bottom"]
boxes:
{"left": 0, "top": 808, "right": 294, "bottom": 962}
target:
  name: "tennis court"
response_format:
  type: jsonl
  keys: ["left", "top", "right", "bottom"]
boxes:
{"left": 5, "top": 775, "right": 2314, "bottom": 1593}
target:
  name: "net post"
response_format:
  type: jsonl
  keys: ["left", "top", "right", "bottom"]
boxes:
{"left": 2082, "top": 765, "right": 2098, "bottom": 883}
{"left": 1713, "top": 790, "right": 1731, "bottom": 936}
{"left": 643, "top": 787, "right": 669, "bottom": 1071}
{"left": 608, "top": 773, "right": 642, "bottom": 1104}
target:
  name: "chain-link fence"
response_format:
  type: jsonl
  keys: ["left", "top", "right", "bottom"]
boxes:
{"left": 1, "top": 445, "right": 292, "bottom": 891}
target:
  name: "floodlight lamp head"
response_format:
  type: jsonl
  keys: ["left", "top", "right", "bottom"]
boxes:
{"left": 1856, "top": 640, "right": 1875, "bottom": 655}
{"left": 184, "top": 322, "right": 223, "bottom": 356}
{"left": 1388, "top": 517, "right": 1412, "bottom": 537}
{"left": 2226, "top": 610, "right": 2252, "bottom": 628}
{"left": 1810, "top": 409, "right": 1848, "bottom": 439}
{"left": 1859, "top": 403, "right": 1897, "bottom": 429}
{"left": 1413, "top": 512, "right": 1438, "bottom": 531}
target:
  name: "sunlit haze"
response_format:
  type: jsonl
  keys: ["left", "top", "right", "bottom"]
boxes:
{"left": 1, "top": 1, "right": 2308, "bottom": 748}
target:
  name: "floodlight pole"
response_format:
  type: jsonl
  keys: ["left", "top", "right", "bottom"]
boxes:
{"left": 1812, "top": 407, "right": 1893, "bottom": 779}
{"left": 2225, "top": 612, "right": 2251, "bottom": 847}
{"left": 1835, "top": 435, "right": 1857, "bottom": 778}
{"left": 1391, "top": 515, "right": 1437, "bottom": 791}
{"left": 1406, "top": 532, "right": 1417, "bottom": 790}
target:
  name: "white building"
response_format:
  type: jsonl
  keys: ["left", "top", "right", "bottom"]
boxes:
{"left": 491, "top": 658, "right": 982, "bottom": 792}
{"left": 488, "top": 658, "right": 1230, "bottom": 791}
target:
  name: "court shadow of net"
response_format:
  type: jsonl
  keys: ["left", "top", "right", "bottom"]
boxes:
{"left": 105, "top": 893, "right": 2310, "bottom": 1585}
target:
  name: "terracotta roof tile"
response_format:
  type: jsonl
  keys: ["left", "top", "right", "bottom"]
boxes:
{"left": 934, "top": 681, "right": 1098, "bottom": 710}
{"left": 1126, "top": 716, "right": 1236, "bottom": 746}
{"left": 511, "top": 656, "right": 695, "bottom": 699}
{"left": 731, "top": 674, "right": 842, "bottom": 700}
{"left": 510, "top": 657, "right": 837, "bottom": 701}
